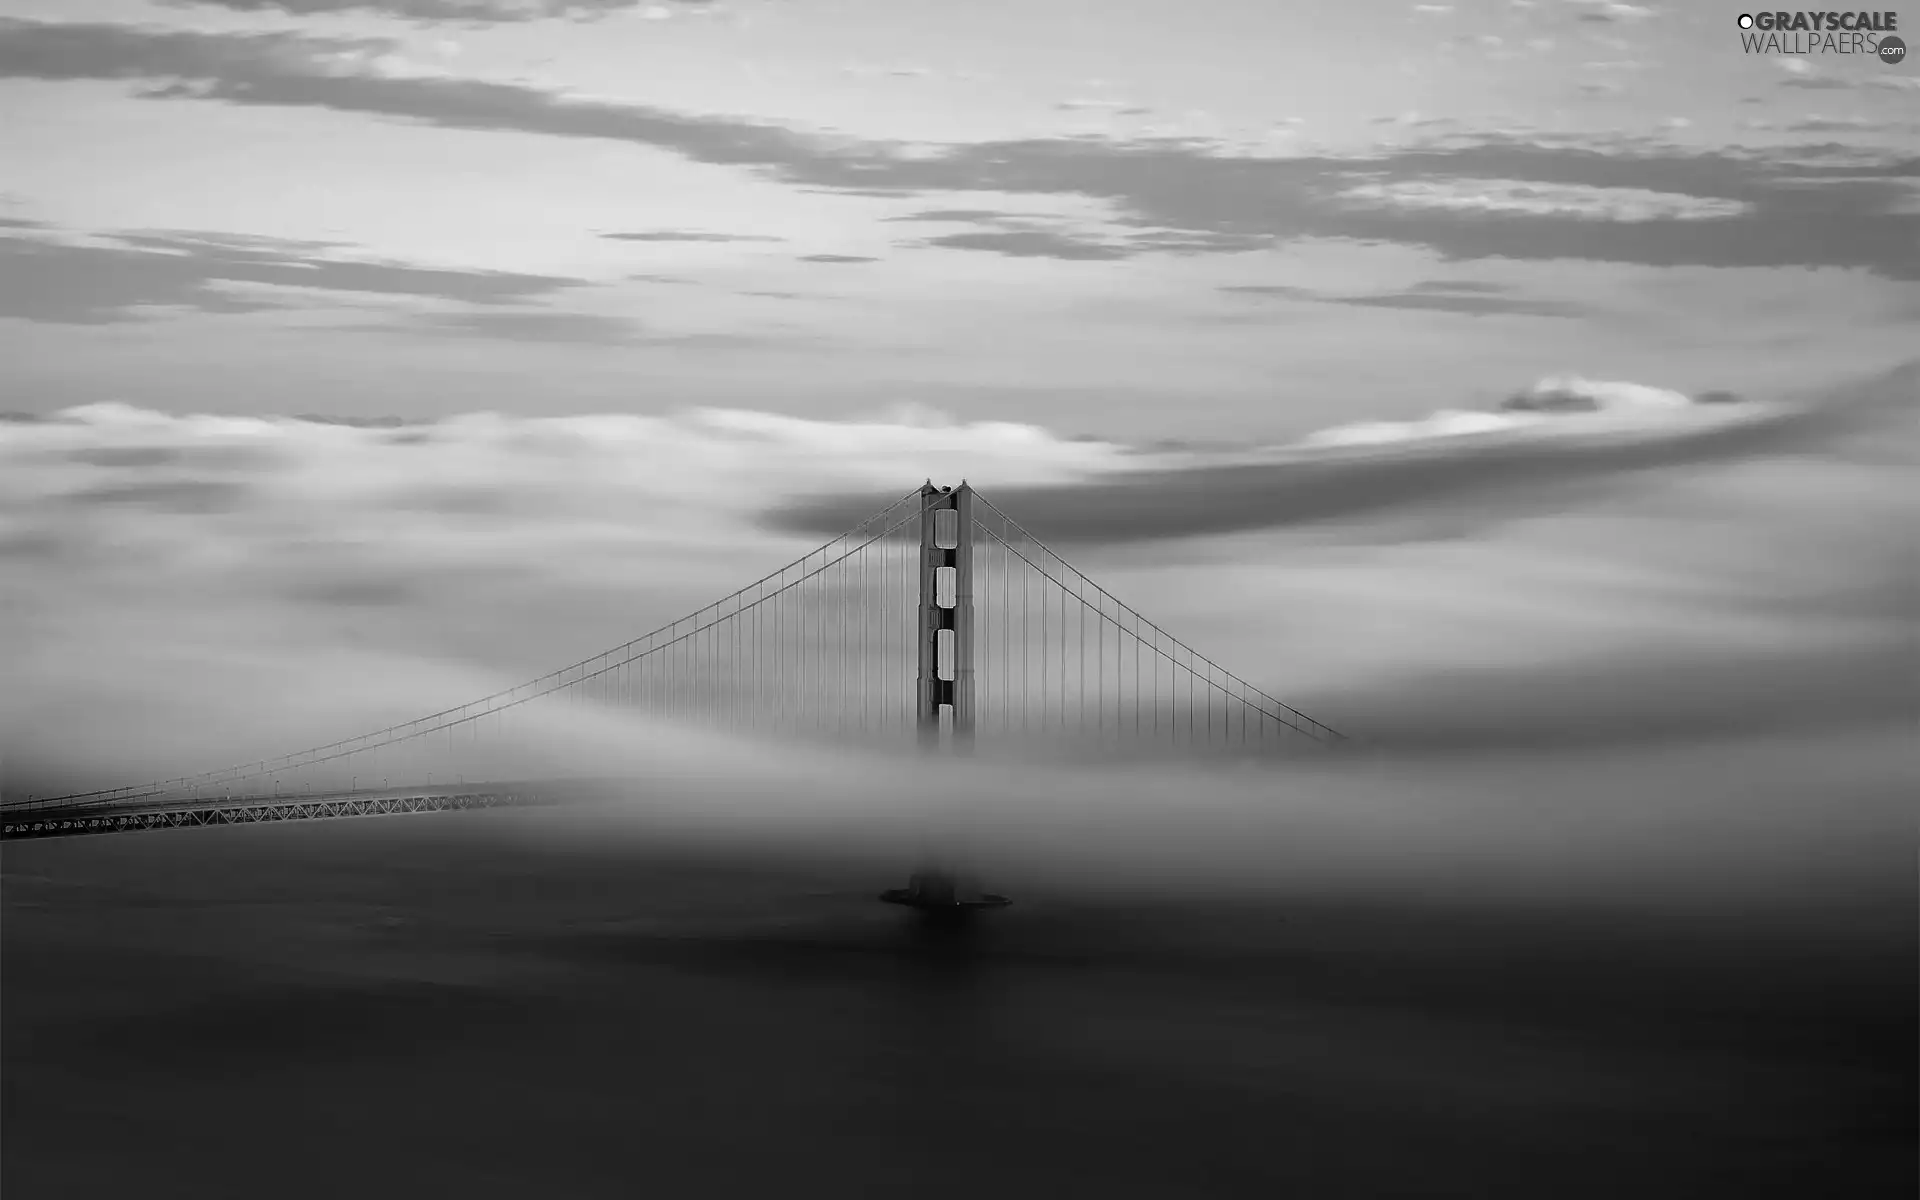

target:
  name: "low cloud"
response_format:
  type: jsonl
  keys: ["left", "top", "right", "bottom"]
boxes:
{"left": 5, "top": 369, "right": 1912, "bottom": 913}
{"left": 63, "top": 477, "right": 251, "bottom": 514}
{"left": 1, "top": 398, "right": 1151, "bottom": 800}
{"left": 797, "top": 253, "right": 879, "bottom": 264}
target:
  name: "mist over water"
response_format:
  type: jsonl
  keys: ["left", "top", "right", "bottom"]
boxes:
{"left": 8, "top": 367, "right": 1913, "bottom": 950}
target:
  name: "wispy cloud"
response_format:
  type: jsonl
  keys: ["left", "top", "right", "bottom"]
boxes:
{"left": 1220, "top": 284, "right": 1318, "bottom": 298}
{"left": 1372, "top": 111, "right": 1458, "bottom": 128}
{"left": 350, "top": 308, "right": 644, "bottom": 342}
{"left": 886, "top": 208, "right": 1028, "bottom": 223}
{"left": 1122, "top": 229, "right": 1277, "bottom": 255}
{"left": 923, "top": 229, "right": 1130, "bottom": 261}
{"left": 839, "top": 62, "right": 941, "bottom": 80}
{"left": 1222, "top": 277, "right": 1586, "bottom": 318}
{"left": 1782, "top": 70, "right": 1920, "bottom": 92}
{"left": 601, "top": 230, "right": 784, "bottom": 243}
{"left": 902, "top": 209, "right": 1268, "bottom": 260}
{"left": 1338, "top": 179, "right": 1747, "bottom": 221}
{"left": 157, "top": 0, "right": 708, "bottom": 24}
{"left": 1336, "top": 290, "right": 1587, "bottom": 319}
{"left": 1568, "top": 2, "right": 1656, "bottom": 24}
{"left": 1055, "top": 97, "right": 1148, "bottom": 113}
{"left": 0, "top": 224, "right": 587, "bottom": 324}
{"left": 1781, "top": 115, "right": 1916, "bottom": 134}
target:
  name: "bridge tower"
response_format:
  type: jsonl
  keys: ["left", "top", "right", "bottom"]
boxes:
{"left": 914, "top": 481, "right": 975, "bottom": 751}
{"left": 885, "top": 481, "right": 1008, "bottom": 917}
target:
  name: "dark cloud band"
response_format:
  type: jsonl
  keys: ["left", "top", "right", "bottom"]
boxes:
{"left": 762, "top": 364, "right": 1915, "bottom": 546}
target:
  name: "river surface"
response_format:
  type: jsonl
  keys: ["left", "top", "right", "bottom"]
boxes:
{"left": 4, "top": 811, "right": 1913, "bottom": 1199}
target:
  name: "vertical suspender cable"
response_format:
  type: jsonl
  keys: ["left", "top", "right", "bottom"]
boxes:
{"left": 1059, "top": 572, "right": 1075, "bottom": 729}
{"left": 1078, "top": 572, "right": 1086, "bottom": 736}
{"left": 861, "top": 537, "right": 868, "bottom": 733}
{"left": 881, "top": 529, "right": 889, "bottom": 730}
{"left": 1041, "top": 555, "right": 1049, "bottom": 734}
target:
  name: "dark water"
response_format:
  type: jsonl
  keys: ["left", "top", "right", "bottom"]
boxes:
{"left": 4, "top": 812, "right": 1913, "bottom": 1199}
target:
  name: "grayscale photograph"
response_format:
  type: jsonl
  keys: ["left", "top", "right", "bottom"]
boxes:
{"left": 1, "top": 1, "right": 1915, "bottom": 1196}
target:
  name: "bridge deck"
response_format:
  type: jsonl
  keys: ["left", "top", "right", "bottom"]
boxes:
{"left": 0, "top": 789, "right": 551, "bottom": 841}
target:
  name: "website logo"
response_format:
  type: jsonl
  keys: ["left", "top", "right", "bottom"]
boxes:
{"left": 1736, "top": 11, "right": 1906, "bottom": 62}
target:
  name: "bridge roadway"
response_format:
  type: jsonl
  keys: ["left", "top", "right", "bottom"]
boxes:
{"left": 0, "top": 785, "right": 559, "bottom": 841}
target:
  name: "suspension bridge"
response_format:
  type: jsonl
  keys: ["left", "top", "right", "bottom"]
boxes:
{"left": 1, "top": 484, "right": 1348, "bottom": 889}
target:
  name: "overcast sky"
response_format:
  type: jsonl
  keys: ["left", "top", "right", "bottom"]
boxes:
{"left": 2, "top": 0, "right": 1915, "bottom": 434}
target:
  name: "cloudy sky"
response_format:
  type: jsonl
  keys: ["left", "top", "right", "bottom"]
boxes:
{"left": 1, "top": 2, "right": 1916, "bottom": 914}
